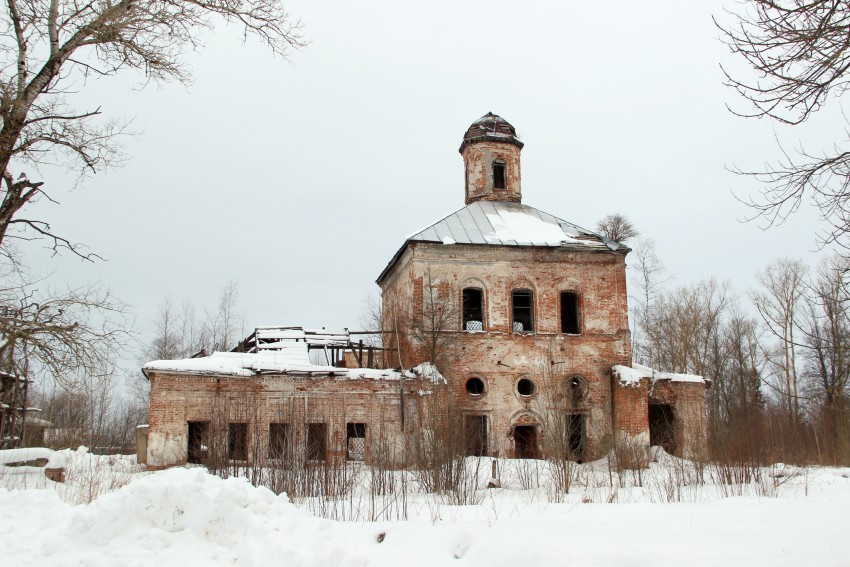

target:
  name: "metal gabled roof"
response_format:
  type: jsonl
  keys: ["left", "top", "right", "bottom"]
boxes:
{"left": 377, "top": 201, "right": 626, "bottom": 284}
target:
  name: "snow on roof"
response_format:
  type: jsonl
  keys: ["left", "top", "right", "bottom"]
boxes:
{"left": 144, "top": 344, "right": 336, "bottom": 377}
{"left": 404, "top": 201, "right": 614, "bottom": 248}
{"left": 144, "top": 346, "right": 447, "bottom": 384}
{"left": 613, "top": 363, "right": 707, "bottom": 387}
{"left": 379, "top": 201, "right": 624, "bottom": 283}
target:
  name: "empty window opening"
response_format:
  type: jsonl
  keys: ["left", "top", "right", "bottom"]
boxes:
{"left": 462, "top": 288, "right": 484, "bottom": 331}
{"left": 465, "top": 377, "right": 486, "bottom": 396}
{"left": 346, "top": 423, "right": 366, "bottom": 461}
{"left": 306, "top": 423, "right": 328, "bottom": 461}
{"left": 228, "top": 423, "right": 248, "bottom": 461}
{"left": 493, "top": 160, "right": 506, "bottom": 190}
{"left": 464, "top": 415, "right": 488, "bottom": 456}
{"left": 649, "top": 404, "right": 676, "bottom": 455}
{"left": 561, "top": 291, "right": 580, "bottom": 334}
{"left": 517, "top": 378, "right": 536, "bottom": 397}
{"left": 187, "top": 421, "right": 209, "bottom": 464}
{"left": 514, "top": 425, "right": 539, "bottom": 459}
{"left": 566, "top": 413, "right": 586, "bottom": 462}
{"left": 269, "top": 423, "right": 289, "bottom": 460}
{"left": 512, "top": 289, "right": 534, "bottom": 332}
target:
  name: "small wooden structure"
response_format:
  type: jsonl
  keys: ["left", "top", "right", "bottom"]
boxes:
{"left": 0, "top": 371, "right": 31, "bottom": 449}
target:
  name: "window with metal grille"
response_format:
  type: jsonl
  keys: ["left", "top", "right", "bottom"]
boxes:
{"left": 462, "top": 288, "right": 484, "bottom": 331}
{"left": 346, "top": 423, "right": 366, "bottom": 461}
{"left": 512, "top": 289, "right": 534, "bottom": 332}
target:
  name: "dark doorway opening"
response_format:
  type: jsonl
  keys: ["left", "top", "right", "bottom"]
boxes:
{"left": 514, "top": 425, "right": 539, "bottom": 459}
{"left": 228, "top": 422, "right": 248, "bottom": 461}
{"left": 187, "top": 421, "right": 209, "bottom": 464}
{"left": 649, "top": 404, "right": 676, "bottom": 454}
{"left": 464, "top": 415, "right": 488, "bottom": 456}
{"left": 346, "top": 422, "right": 366, "bottom": 461}
{"left": 566, "top": 413, "right": 585, "bottom": 462}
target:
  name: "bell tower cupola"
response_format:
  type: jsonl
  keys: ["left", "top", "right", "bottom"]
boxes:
{"left": 459, "top": 112, "right": 523, "bottom": 205}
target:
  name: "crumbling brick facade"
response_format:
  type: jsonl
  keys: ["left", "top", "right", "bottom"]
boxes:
{"left": 146, "top": 369, "right": 441, "bottom": 468}
{"left": 377, "top": 112, "right": 709, "bottom": 464}
{"left": 144, "top": 112, "right": 709, "bottom": 469}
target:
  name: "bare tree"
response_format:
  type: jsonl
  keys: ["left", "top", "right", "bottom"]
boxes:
{"left": 799, "top": 256, "right": 850, "bottom": 459}
{"left": 648, "top": 278, "right": 731, "bottom": 378}
{"left": 142, "top": 282, "right": 244, "bottom": 365}
{"left": 410, "top": 268, "right": 459, "bottom": 370}
{"left": 0, "top": 0, "right": 304, "bottom": 256}
{"left": 0, "top": 276, "right": 129, "bottom": 389}
{"left": 750, "top": 258, "right": 807, "bottom": 424}
{"left": 596, "top": 213, "right": 639, "bottom": 243}
{"left": 718, "top": 2, "right": 850, "bottom": 253}
{"left": 629, "top": 238, "right": 668, "bottom": 368}
{"left": 202, "top": 280, "right": 244, "bottom": 353}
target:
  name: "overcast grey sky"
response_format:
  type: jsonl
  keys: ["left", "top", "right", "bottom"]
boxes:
{"left": 28, "top": 1, "right": 838, "bottom": 358}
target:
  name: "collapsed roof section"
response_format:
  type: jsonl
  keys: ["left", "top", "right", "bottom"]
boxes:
{"left": 143, "top": 350, "right": 444, "bottom": 382}
{"left": 235, "top": 326, "right": 351, "bottom": 352}
{"left": 377, "top": 200, "right": 626, "bottom": 284}
{"left": 143, "top": 325, "right": 446, "bottom": 383}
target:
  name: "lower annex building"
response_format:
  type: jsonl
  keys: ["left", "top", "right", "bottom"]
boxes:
{"left": 143, "top": 113, "right": 709, "bottom": 469}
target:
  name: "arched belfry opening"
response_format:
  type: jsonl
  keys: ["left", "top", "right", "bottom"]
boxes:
{"left": 459, "top": 112, "right": 523, "bottom": 205}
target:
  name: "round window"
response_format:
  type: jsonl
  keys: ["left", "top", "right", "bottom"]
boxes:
{"left": 517, "top": 378, "right": 536, "bottom": 397}
{"left": 465, "top": 377, "right": 485, "bottom": 396}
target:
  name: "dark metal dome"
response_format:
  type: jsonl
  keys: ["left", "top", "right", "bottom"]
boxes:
{"left": 459, "top": 112, "right": 524, "bottom": 153}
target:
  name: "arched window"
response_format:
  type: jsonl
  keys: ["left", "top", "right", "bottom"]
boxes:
{"left": 560, "top": 291, "right": 580, "bottom": 334}
{"left": 462, "top": 288, "right": 484, "bottom": 331}
{"left": 512, "top": 289, "right": 534, "bottom": 332}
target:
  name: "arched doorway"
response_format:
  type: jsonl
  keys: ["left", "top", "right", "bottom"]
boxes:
{"left": 514, "top": 426, "right": 538, "bottom": 458}
{"left": 510, "top": 411, "right": 541, "bottom": 459}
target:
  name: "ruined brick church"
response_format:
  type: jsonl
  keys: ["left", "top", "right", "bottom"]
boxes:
{"left": 143, "top": 113, "right": 708, "bottom": 468}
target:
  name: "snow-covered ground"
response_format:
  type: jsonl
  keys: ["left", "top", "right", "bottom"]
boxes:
{"left": 2, "top": 448, "right": 849, "bottom": 566}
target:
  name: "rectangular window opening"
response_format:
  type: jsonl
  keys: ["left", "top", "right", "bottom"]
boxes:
{"left": 346, "top": 422, "right": 366, "bottom": 461}
{"left": 566, "top": 413, "right": 585, "bottom": 461}
{"left": 561, "top": 291, "right": 580, "bottom": 334}
{"left": 269, "top": 423, "right": 289, "bottom": 460}
{"left": 187, "top": 421, "right": 210, "bottom": 464}
{"left": 512, "top": 289, "right": 534, "bottom": 332}
{"left": 462, "top": 288, "right": 484, "bottom": 331}
{"left": 464, "top": 415, "right": 488, "bottom": 456}
{"left": 306, "top": 423, "right": 328, "bottom": 462}
{"left": 227, "top": 422, "right": 248, "bottom": 462}
{"left": 493, "top": 161, "right": 506, "bottom": 190}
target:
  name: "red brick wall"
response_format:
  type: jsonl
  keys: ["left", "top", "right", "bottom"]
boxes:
{"left": 650, "top": 380, "right": 709, "bottom": 460}
{"left": 147, "top": 370, "right": 438, "bottom": 468}
{"left": 381, "top": 242, "right": 633, "bottom": 458}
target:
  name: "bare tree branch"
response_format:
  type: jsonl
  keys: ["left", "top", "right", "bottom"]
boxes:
{"left": 720, "top": 1, "right": 850, "bottom": 255}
